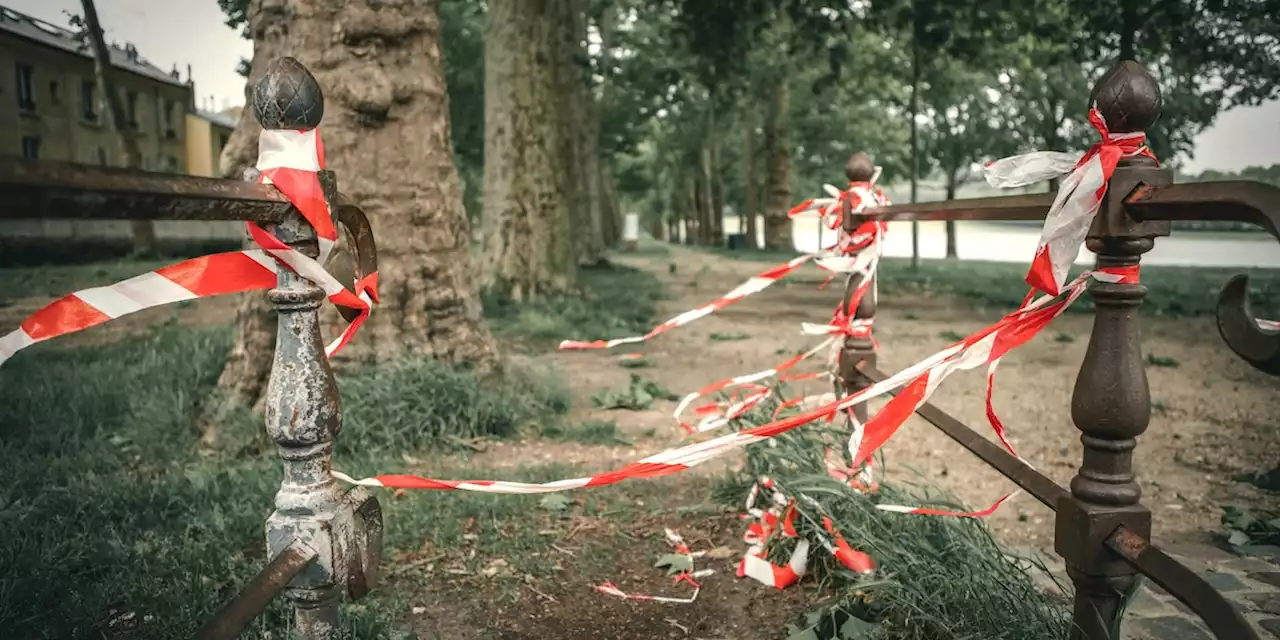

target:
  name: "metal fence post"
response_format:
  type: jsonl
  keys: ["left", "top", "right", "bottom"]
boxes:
{"left": 1056, "top": 60, "right": 1172, "bottom": 640}
{"left": 252, "top": 57, "right": 382, "bottom": 639}
{"left": 838, "top": 152, "right": 878, "bottom": 424}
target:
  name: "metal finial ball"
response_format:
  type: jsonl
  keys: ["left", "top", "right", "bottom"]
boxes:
{"left": 252, "top": 57, "right": 325, "bottom": 130}
{"left": 1089, "top": 60, "right": 1162, "bottom": 134}
{"left": 845, "top": 152, "right": 875, "bottom": 182}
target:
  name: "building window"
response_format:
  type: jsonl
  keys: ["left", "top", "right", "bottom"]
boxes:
{"left": 121, "top": 89, "right": 138, "bottom": 128}
{"left": 96, "top": 147, "right": 107, "bottom": 166}
{"left": 16, "top": 62, "right": 35, "bottom": 111}
{"left": 166, "top": 155, "right": 179, "bottom": 172}
{"left": 161, "top": 98, "right": 175, "bottom": 138}
{"left": 218, "top": 133, "right": 230, "bottom": 151}
{"left": 79, "top": 79, "right": 97, "bottom": 121}
{"left": 49, "top": 79, "right": 60, "bottom": 105}
{"left": 20, "top": 136, "right": 40, "bottom": 159}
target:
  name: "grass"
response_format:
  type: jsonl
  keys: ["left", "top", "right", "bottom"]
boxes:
{"left": 0, "top": 259, "right": 174, "bottom": 301}
{"left": 590, "top": 374, "right": 680, "bottom": 410}
{"left": 482, "top": 261, "right": 665, "bottom": 346}
{"left": 539, "top": 419, "right": 634, "bottom": 446}
{"left": 718, "top": 399, "right": 1071, "bottom": 640}
{"left": 0, "top": 324, "right": 581, "bottom": 638}
{"left": 709, "top": 247, "right": 1280, "bottom": 319}
{"left": 0, "top": 251, "right": 676, "bottom": 638}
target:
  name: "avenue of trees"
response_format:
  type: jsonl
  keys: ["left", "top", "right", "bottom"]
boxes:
{"left": 199, "top": 0, "right": 1279, "bottom": 432}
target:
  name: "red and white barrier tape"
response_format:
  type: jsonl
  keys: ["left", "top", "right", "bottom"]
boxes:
{"left": 558, "top": 254, "right": 816, "bottom": 350}
{"left": 0, "top": 129, "right": 378, "bottom": 368}
{"left": 332, "top": 267, "right": 1130, "bottom": 498}
{"left": 984, "top": 107, "right": 1156, "bottom": 296}
{"left": 594, "top": 527, "right": 713, "bottom": 604}
{"left": 736, "top": 477, "right": 875, "bottom": 589}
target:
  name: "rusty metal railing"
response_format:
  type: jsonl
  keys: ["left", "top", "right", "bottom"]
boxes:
{"left": 837, "top": 59, "right": 1278, "bottom": 640}
{"left": 0, "top": 57, "right": 383, "bottom": 640}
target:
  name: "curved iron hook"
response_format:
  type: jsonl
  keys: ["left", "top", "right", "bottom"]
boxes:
{"left": 330, "top": 194, "right": 378, "bottom": 322}
{"left": 1216, "top": 274, "right": 1280, "bottom": 376}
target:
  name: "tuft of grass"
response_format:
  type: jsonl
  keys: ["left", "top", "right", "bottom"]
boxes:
{"left": 482, "top": 262, "right": 664, "bottom": 346}
{"left": 709, "top": 332, "right": 751, "bottom": 342}
{"left": 337, "top": 358, "right": 570, "bottom": 455}
{"left": 0, "top": 323, "right": 572, "bottom": 638}
{"left": 722, "top": 398, "right": 1070, "bottom": 640}
{"left": 540, "top": 419, "right": 633, "bottom": 446}
{"left": 590, "top": 374, "right": 679, "bottom": 411}
{"left": 1145, "top": 353, "right": 1180, "bottom": 368}
{"left": 708, "top": 247, "right": 1280, "bottom": 319}
{"left": 1053, "top": 332, "right": 1076, "bottom": 343}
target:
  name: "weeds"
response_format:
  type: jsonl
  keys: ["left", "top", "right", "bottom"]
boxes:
{"left": 710, "top": 332, "right": 751, "bottom": 341}
{"left": 721, "top": 399, "right": 1070, "bottom": 640}
{"left": 0, "top": 323, "right": 572, "bottom": 638}
{"left": 590, "top": 374, "right": 679, "bottom": 410}
{"left": 1145, "top": 353, "right": 1180, "bottom": 368}
{"left": 483, "top": 262, "right": 664, "bottom": 346}
{"left": 1053, "top": 332, "right": 1076, "bottom": 343}
{"left": 539, "top": 419, "right": 633, "bottom": 446}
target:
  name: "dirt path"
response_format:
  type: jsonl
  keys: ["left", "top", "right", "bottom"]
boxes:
{"left": 504, "top": 244, "right": 1279, "bottom": 556}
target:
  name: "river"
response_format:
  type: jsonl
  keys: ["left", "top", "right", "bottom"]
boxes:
{"left": 717, "top": 216, "right": 1280, "bottom": 269}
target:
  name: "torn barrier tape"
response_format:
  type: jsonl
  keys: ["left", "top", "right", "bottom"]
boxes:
{"left": 559, "top": 181, "right": 889, "bottom": 353}
{"left": 593, "top": 527, "right": 713, "bottom": 604}
{"left": 331, "top": 267, "right": 1128, "bottom": 507}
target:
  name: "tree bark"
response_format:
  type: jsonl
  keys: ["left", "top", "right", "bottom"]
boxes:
{"left": 909, "top": 35, "right": 921, "bottom": 270}
{"left": 700, "top": 144, "right": 715, "bottom": 246}
{"left": 199, "top": 0, "right": 499, "bottom": 446}
{"left": 80, "top": 0, "right": 155, "bottom": 254}
{"left": 761, "top": 73, "right": 792, "bottom": 251}
{"left": 596, "top": 3, "right": 622, "bottom": 248}
{"left": 482, "top": 0, "right": 576, "bottom": 299}
{"left": 710, "top": 127, "right": 724, "bottom": 246}
{"left": 560, "top": 0, "right": 605, "bottom": 265}
{"left": 945, "top": 168, "right": 958, "bottom": 259}
{"left": 743, "top": 104, "right": 758, "bottom": 249}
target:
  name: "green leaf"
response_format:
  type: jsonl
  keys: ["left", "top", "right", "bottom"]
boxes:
{"left": 539, "top": 494, "right": 572, "bottom": 512}
{"left": 1227, "top": 530, "right": 1252, "bottom": 547}
{"left": 839, "top": 615, "right": 878, "bottom": 638}
{"left": 786, "top": 628, "right": 821, "bottom": 640}
{"left": 654, "top": 553, "right": 694, "bottom": 575}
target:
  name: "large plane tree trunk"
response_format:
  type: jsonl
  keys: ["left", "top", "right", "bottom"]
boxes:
{"left": 481, "top": 0, "right": 576, "bottom": 299}
{"left": 199, "top": 0, "right": 498, "bottom": 446}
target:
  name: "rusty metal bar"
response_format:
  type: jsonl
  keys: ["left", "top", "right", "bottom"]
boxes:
{"left": 857, "top": 192, "right": 1055, "bottom": 222}
{"left": 1105, "top": 526, "right": 1260, "bottom": 640}
{"left": 1124, "top": 181, "right": 1280, "bottom": 240}
{"left": 196, "top": 540, "right": 318, "bottom": 640}
{"left": 0, "top": 156, "right": 292, "bottom": 222}
{"left": 861, "top": 365, "right": 1070, "bottom": 509}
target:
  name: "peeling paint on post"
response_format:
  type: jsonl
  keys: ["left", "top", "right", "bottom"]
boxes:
{"left": 252, "top": 57, "right": 382, "bottom": 639}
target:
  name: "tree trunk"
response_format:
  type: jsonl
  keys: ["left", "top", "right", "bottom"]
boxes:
{"left": 743, "top": 104, "right": 758, "bottom": 249}
{"left": 1119, "top": 0, "right": 1137, "bottom": 61}
{"left": 945, "top": 168, "right": 958, "bottom": 259}
{"left": 710, "top": 129, "right": 724, "bottom": 247}
{"left": 596, "top": 3, "right": 622, "bottom": 248}
{"left": 761, "top": 73, "right": 791, "bottom": 251}
{"left": 483, "top": 0, "right": 576, "bottom": 298}
{"left": 909, "top": 37, "right": 921, "bottom": 270}
{"left": 560, "top": 0, "right": 604, "bottom": 265}
{"left": 80, "top": 0, "right": 155, "bottom": 254}
{"left": 700, "top": 144, "right": 715, "bottom": 246}
{"left": 199, "top": 0, "right": 499, "bottom": 446}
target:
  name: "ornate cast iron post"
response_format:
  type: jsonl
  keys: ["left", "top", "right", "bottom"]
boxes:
{"left": 253, "top": 58, "right": 382, "bottom": 639}
{"left": 1056, "top": 61, "right": 1172, "bottom": 640}
{"left": 838, "top": 152, "right": 878, "bottom": 423}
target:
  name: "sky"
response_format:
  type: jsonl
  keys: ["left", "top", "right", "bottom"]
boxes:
{"left": 6, "top": 0, "right": 1278, "bottom": 174}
